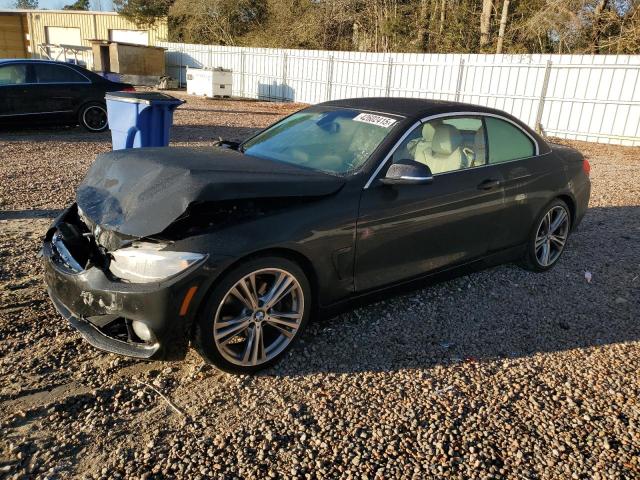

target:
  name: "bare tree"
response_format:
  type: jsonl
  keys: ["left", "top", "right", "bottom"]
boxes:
{"left": 591, "top": 0, "right": 608, "bottom": 53}
{"left": 160, "top": 0, "right": 640, "bottom": 55}
{"left": 496, "top": 0, "right": 510, "bottom": 53}
{"left": 480, "top": 0, "right": 493, "bottom": 48}
{"left": 416, "top": 0, "right": 430, "bottom": 50}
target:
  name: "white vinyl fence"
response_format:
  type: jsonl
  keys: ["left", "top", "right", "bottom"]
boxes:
{"left": 158, "top": 42, "right": 640, "bottom": 146}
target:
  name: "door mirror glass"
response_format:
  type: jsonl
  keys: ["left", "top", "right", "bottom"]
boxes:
{"left": 381, "top": 159, "right": 433, "bottom": 185}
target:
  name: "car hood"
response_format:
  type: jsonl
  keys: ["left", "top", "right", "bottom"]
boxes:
{"left": 76, "top": 146, "right": 345, "bottom": 238}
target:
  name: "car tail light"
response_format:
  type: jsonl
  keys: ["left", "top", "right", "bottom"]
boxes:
{"left": 582, "top": 158, "right": 591, "bottom": 176}
{"left": 121, "top": 86, "right": 136, "bottom": 92}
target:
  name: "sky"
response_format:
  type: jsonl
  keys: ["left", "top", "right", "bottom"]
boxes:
{"left": 0, "top": 0, "right": 114, "bottom": 10}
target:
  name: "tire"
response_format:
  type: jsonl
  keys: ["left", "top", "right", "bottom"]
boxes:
{"left": 193, "top": 256, "right": 311, "bottom": 374}
{"left": 522, "top": 198, "right": 571, "bottom": 272}
{"left": 78, "top": 102, "right": 108, "bottom": 132}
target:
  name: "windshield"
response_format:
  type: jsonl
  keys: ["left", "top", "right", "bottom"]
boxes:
{"left": 241, "top": 108, "right": 400, "bottom": 174}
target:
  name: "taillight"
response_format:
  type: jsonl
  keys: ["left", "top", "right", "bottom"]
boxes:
{"left": 121, "top": 86, "right": 136, "bottom": 92}
{"left": 582, "top": 158, "right": 591, "bottom": 176}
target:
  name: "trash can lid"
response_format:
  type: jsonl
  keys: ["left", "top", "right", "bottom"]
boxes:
{"left": 105, "top": 91, "right": 185, "bottom": 105}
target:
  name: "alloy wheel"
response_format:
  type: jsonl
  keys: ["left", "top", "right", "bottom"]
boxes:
{"left": 535, "top": 205, "right": 570, "bottom": 267}
{"left": 213, "top": 268, "right": 304, "bottom": 367}
{"left": 83, "top": 105, "right": 107, "bottom": 131}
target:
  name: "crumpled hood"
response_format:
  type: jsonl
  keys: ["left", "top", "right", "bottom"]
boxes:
{"left": 76, "top": 146, "right": 345, "bottom": 238}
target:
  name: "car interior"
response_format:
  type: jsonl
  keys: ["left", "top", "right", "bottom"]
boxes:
{"left": 0, "top": 64, "right": 27, "bottom": 85}
{"left": 402, "top": 117, "right": 487, "bottom": 174}
{"left": 245, "top": 110, "right": 395, "bottom": 174}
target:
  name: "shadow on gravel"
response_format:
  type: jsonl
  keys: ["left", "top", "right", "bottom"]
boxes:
{"left": 179, "top": 107, "right": 285, "bottom": 116}
{"left": 171, "top": 124, "right": 261, "bottom": 143}
{"left": 268, "top": 205, "right": 640, "bottom": 377}
{"left": 0, "top": 124, "right": 259, "bottom": 145}
{"left": 0, "top": 209, "right": 62, "bottom": 220}
{"left": 0, "top": 126, "right": 110, "bottom": 143}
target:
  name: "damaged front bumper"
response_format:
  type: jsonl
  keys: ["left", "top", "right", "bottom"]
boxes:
{"left": 41, "top": 206, "right": 223, "bottom": 360}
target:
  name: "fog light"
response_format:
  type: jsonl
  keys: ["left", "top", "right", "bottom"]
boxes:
{"left": 132, "top": 320, "right": 154, "bottom": 342}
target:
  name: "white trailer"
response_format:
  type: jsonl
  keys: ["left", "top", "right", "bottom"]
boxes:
{"left": 186, "top": 67, "right": 232, "bottom": 98}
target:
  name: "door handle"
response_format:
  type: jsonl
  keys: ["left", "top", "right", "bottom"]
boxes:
{"left": 477, "top": 179, "right": 501, "bottom": 190}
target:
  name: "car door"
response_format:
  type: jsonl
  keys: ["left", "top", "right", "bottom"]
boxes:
{"left": 0, "top": 63, "right": 36, "bottom": 118}
{"left": 482, "top": 115, "right": 551, "bottom": 250}
{"left": 355, "top": 115, "right": 506, "bottom": 292}
{"left": 31, "top": 63, "right": 91, "bottom": 116}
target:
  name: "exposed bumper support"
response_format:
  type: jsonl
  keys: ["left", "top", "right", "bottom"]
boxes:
{"left": 48, "top": 289, "right": 160, "bottom": 358}
{"left": 41, "top": 206, "right": 228, "bottom": 360}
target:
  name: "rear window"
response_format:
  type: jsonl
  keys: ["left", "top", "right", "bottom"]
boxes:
{"left": 34, "top": 64, "right": 88, "bottom": 83}
{"left": 485, "top": 117, "right": 535, "bottom": 163}
{"left": 0, "top": 64, "right": 28, "bottom": 85}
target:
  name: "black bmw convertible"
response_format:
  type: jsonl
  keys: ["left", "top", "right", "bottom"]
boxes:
{"left": 42, "top": 98, "right": 591, "bottom": 373}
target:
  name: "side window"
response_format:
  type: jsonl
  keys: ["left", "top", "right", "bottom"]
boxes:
{"left": 485, "top": 117, "right": 535, "bottom": 163}
{"left": 34, "top": 64, "right": 88, "bottom": 84}
{"left": 390, "top": 126, "right": 423, "bottom": 164}
{"left": 0, "top": 64, "right": 28, "bottom": 85}
{"left": 391, "top": 116, "right": 486, "bottom": 175}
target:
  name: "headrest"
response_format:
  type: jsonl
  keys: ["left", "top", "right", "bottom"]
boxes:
{"left": 422, "top": 122, "right": 436, "bottom": 141}
{"left": 432, "top": 124, "right": 461, "bottom": 155}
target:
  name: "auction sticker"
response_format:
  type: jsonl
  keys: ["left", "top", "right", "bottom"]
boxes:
{"left": 353, "top": 113, "right": 397, "bottom": 128}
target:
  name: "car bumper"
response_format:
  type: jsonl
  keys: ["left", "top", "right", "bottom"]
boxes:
{"left": 572, "top": 177, "right": 591, "bottom": 230}
{"left": 42, "top": 209, "right": 227, "bottom": 360}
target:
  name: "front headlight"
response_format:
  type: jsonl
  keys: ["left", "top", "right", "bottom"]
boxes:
{"left": 109, "top": 243, "right": 206, "bottom": 283}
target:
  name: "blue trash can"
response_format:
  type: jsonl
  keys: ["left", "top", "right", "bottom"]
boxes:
{"left": 105, "top": 92, "right": 185, "bottom": 150}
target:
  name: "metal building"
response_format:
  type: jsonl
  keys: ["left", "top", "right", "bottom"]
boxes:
{"left": 0, "top": 9, "right": 167, "bottom": 68}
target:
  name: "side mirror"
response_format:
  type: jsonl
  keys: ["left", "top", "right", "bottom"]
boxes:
{"left": 380, "top": 159, "right": 433, "bottom": 185}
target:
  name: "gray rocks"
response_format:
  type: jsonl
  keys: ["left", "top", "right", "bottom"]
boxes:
{"left": 1, "top": 97, "right": 639, "bottom": 479}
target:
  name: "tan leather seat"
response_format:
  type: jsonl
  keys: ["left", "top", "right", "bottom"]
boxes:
{"left": 411, "top": 123, "right": 436, "bottom": 162}
{"left": 415, "top": 124, "right": 464, "bottom": 174}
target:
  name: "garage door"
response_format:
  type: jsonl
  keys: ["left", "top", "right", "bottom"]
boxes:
{"left": 45, "top": 26, "right": 81, "bottom": 60}
{"left": 109, "top": 29, "right": 149, "bottom": 46}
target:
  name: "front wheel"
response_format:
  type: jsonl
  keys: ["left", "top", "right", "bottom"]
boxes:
{"left": 193, "top": 256, "right": 311, "bottom": 374}
{"left": 522, "top": 199, "right": 571, "bottom": 271}
{"left": 78, "top": 102, "right": 108, "bottom": 132}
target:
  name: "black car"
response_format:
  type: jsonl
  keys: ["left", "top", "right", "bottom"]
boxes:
{"left": 42, "top": 98, "right": 591, "bottom": 373}
{"left": 0, "top": 59, "right": 133, "bottom": 132}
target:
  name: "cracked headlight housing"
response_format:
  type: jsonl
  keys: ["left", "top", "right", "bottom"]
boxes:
{"left": 109, "top": 243, "right": 205, "bottom": 283}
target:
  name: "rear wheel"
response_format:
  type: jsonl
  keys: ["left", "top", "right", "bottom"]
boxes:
{"left": 522, "top": 199, "right": 571, "bottom": 271}
{"left": 79, "top": 102, "right": 108, "bottom": 132}
{"left": 194, "top": 256, "right": 311, "bottom": 374}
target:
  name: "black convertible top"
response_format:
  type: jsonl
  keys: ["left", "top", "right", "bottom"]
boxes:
{"left": 319, "top": 97, "right": 546, "bottom": 148}
{"left": 320, "top": 97, "right": 511, "bottom": 121}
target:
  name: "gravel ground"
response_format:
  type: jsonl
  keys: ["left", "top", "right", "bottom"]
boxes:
{"left": 0, "top": 92, "right": 638, "bottom": 479}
